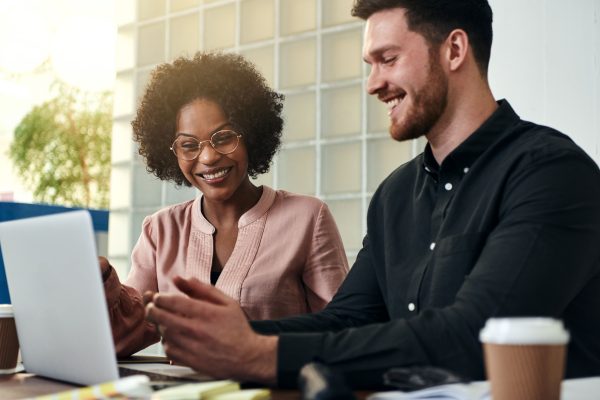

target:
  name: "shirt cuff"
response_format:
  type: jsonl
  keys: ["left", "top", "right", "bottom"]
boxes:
{"left": 277, "top": 332, "right": 324, "bottom": 388}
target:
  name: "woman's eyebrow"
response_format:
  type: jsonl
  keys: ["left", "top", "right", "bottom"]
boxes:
{"left": 175, "top": 122, "right": 231, "bottom": 138}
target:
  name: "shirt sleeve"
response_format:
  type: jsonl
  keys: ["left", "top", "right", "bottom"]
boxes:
{"left": 104, "top": 217, "right": 161, "bottom": 356}
{"left": 301, "top": 203, "right": 349, "bottom": 312}
{"left": 270, "top": 148, "right": 600, "bottom": 388}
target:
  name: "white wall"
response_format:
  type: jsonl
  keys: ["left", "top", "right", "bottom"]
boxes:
{"left": 489, "top": 0, "right": 600, "bottom": 164}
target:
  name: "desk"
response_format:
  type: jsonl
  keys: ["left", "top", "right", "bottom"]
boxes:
{"left": 0, "top": 373, "right": 371, "bottom": 399}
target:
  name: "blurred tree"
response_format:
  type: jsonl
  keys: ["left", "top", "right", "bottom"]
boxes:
{"left": 9, "top": 83, "right": 112, "bottom": 208}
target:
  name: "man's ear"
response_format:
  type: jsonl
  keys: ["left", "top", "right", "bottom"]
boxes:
{"left": 443, "top": 29, "right": 469, "bottom": 72}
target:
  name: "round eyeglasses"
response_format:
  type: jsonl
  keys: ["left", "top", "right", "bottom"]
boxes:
{"left": 170, "top": 130, "right": 242, "bottom": 161}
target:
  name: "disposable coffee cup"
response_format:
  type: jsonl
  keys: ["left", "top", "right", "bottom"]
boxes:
{"left": 0, "top": 304, "right": 20, "bottom": 371}
{"left": 480, "top": 318, "right": 569, "bottom": 400}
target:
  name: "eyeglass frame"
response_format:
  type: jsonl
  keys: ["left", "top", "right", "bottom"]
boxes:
{"left": 169, "top": 129, "right": 243, "bottom": 161}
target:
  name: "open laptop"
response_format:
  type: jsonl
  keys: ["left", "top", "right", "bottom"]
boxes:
{"left": 0, "top": 210, "right": 207, "bottom": 386}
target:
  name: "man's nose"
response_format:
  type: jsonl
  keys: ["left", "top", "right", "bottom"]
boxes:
{"left": 366, "top": 65, "right": 385, "bottom": 95}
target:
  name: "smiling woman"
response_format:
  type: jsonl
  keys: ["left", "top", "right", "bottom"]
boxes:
{"left": 100, "top": 52, "right": 350, "bottom": 357}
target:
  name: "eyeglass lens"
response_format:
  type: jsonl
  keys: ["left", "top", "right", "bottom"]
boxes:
{"left": 172, "top": 130, "right": 240, "bottom": 160}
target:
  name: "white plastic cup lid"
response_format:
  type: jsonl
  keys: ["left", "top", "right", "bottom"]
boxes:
{"left": 0, "top": 304, "right": 13, "bottom": 318}
{"left": 479, "top": 317, "right": 569, "bottom": 345}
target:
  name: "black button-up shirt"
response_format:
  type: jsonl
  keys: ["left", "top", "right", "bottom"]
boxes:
{"left": 253, "top": 100, "right": 600, "bottom": 388}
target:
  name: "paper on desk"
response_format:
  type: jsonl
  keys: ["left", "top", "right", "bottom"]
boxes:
{"left": 368, "top": 377, "right": 600, "bottom": 400}
{"left": 367, "top": 381, "right": 490, "bottom": 400}
{"left": 29, "top": 375, "right": 153, "bottom": 400}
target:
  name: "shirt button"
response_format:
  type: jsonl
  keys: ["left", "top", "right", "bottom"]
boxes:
{"left": 408, "top": 303, "right": 416, "bottom": 311}
{"left": 429, "top": 242, "right": 436, "bottom": 250}
{"left": 444, "top": 182, "right": 453, "bottom": 191}
{"left": 463, "top": 167, "right": 470, "bottom": 174}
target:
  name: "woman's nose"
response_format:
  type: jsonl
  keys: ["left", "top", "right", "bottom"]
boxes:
{"left": 198, "top": 144, "right": 222, "bottom": 164}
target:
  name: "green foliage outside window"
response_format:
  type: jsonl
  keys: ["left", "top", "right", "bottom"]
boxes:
{"left": 9, "top": 83, "right": 112, "bottom": 208}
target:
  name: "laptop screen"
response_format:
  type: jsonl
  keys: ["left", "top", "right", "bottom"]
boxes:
{"left": 0, "top": 211, "right": 119, "bottom": 385}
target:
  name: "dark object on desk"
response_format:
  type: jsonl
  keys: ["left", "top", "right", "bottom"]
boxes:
{"left": 383, "top": 366, "right": 468, "bottom": 391}
{"left": 298, "top": 362, "right": 356, "bottom": 400}
{"left": 117, "top": 355, "right": 170, "bottom": 364}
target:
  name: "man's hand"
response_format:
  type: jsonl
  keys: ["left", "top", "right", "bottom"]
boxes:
{"left": 145, "top": 276, "right": 278, "bottom": 385}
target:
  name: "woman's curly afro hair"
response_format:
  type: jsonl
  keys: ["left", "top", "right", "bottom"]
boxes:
{"left": 132, "top": 52, "right": 284, "bottom": 186}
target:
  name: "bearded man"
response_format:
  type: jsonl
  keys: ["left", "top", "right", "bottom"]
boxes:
{"left": 144, "top": 0, "right": 600, "bottom": 389}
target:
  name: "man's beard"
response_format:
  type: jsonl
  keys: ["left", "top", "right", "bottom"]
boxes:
{"left": 389, "top": 52, "right": 449, "bottom": 142}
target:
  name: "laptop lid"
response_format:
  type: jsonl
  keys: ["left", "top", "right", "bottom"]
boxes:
{"left": 0, "top": 210, "right": 119, "bottom": 385}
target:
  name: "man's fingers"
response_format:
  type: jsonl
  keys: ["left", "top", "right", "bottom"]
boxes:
{"left": 142, "top": 291, "right": 155, "bottom": 306}
{"left": 145, "top": 302, "right": 195, "bottom": 337}
{"left": 173, "top": 276, "right": 231, "bottom": 305}
{"left": 150, "top": 291, "right": 226, "bottom": 322}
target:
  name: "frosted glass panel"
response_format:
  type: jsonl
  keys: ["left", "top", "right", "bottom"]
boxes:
{"left": 322, "top": 85, "right": 361, "bottom": 137}
{"left": 170, "top": 0, "right": 199, "bottom": 12}
{"left": 204, "top": 4, "right": 236, "bottom": 50}
{"left": 280, "top": 0, "right": 316, "bottom": 36}
{"left": 347, "top": 255, "right": 356, "bottom": 268}
{"left": 138, "top": 0, "right": 166, "bottom": 20}
{"left": 322, "top": 142, "right": 361, "bottom": 194}
{"left": 240, "top": 0, "right": 274, "bottom": 44}
{"left": 165, "top": 183, "right": 197, "bottom": 204}
{"left": 135, "top": 69, "right": 152, "bottom": 105}
{"left": 367, "top": 93, "right": 389, "bottom": 134}
{"left": 282, "top": 91, "right": 315, "bottom": 141}
{"left": 117, "top": 0, "right": 136, "bottom": 26}
{"left": 280, "top": 39, "right": 316, "bottom": 88}
{"left": 114, "top": 72, "right": 135, "bottom": 117}
{"left": 109, "top": 257, "right": 130, "bottom": 280}
{"left": 367, "top": 138, "right": 412, "bottom": 191}
{"left": 169, "top": 13, "right": 200, "bottom": 59}
{"left": 327, "top": 199, "right": 362, "bottom": 250}
{"left": 133, "top": 165, "right": 163, "bottom": 207}
{"left": 241, "top": 46, "right": 274, "bottom": 87}
{"left": 278, "top": 147, "right": 315, "bottom": 195}
{"left": 116, "top": 28, "right": 135, "bottom": 71}
{"left": 322, "top": 29, "right": 362, "bottom": 82}
{"left": 110, "top": 165, "right": 132, "bottom": 209}
{"left": 111, "top": 121, "right": 134, "bottom": 163}
{"left": 322, "top": 0, "right": 355, "bottom": 27}
{"left": 138, "top": 22, "right": 166, "bottom": 66}
{"left": 251, "top": 169, "right": 273, "bottom": 188}
{"left": 108, "top": 211, "right": 131, "bottom": 257}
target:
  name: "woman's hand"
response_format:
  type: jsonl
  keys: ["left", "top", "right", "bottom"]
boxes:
{"left": 145, "top": 276, "right": 278, "bottom": 385}
{"left": 98, "top": 256, "right": 112, "bottom": 281}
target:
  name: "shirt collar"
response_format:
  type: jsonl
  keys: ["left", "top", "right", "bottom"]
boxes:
{"left": 193, "top": 185, "right": 276, "bottom": 234}
{"left": 422, "top": 99, "right": 521, "bottom": 178}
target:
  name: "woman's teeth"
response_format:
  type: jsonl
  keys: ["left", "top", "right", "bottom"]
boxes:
{"left": 202, "top": 168, "right": 230, "bottom": 180}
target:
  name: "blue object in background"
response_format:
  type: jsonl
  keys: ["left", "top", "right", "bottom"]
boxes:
{"left": 0, "top": 202, "right": 109, "bottom": 304}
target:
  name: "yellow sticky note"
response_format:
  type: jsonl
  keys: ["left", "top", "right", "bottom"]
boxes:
{"left": 208, "top": 389, "right": 271, "bottom": 400}
{"left": 153, "top": 380, "right": 240, "bottom": 400}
